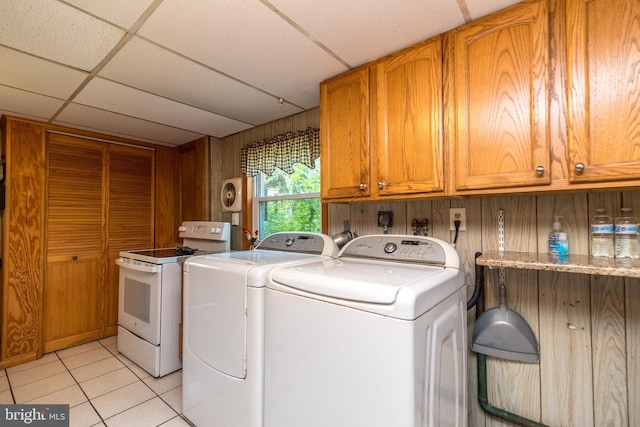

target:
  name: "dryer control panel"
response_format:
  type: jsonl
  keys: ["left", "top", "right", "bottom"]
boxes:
{"left": 340, "top": 235, "right": 459, "bottom": 268}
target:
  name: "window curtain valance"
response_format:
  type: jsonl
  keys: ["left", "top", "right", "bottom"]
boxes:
{"left": 241, "top": 127, "right": 320, "bottom": 177}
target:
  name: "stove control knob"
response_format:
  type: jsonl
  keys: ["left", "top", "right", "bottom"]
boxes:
{"left": 285, "top": 237, "right": 295, "bottom": 246}
{"left": 211, "top": 227, "right": 222, "bottom": 234}
{"left": 384, "top": 242, "right": 397, "bottom": 254}
{"left": 178, "top": 226, "right": 187, "bottom": 232}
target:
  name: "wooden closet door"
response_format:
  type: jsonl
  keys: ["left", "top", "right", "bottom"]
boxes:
{"left": 105, "top": 144, "right": 154, "bottom": 335}
{"left": 45, "top": 134, "right": 106, "bottom": 352}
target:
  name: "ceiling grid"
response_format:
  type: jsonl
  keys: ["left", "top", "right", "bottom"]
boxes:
{"left": 0, "top": 0, "right": 521, "bottom": 146}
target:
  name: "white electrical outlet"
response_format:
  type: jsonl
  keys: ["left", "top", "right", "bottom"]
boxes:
{"left": 449, "top": 208, "right": 467, "bottom": 231}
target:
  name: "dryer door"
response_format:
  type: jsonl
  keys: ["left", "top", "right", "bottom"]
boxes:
{"left": 184, "top": 259, "right": 247, "bottom": 378}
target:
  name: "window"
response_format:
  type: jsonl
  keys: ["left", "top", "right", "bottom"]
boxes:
{"left": 241, "top": 127, "right": 321, "bottom": 239}
{"left": 252, "top": 160, "right": 321, "bottom": 239}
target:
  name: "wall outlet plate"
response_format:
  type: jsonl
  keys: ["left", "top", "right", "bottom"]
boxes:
{"left": 450, "top": 208, "right": 467, "bottom": 231}
{"left": 378, "top": 211, "right": 393, "bottom": 228}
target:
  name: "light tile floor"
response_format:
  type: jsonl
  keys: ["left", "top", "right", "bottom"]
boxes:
{"left": 0, "top": 336, "right": 191, "bottom": 427}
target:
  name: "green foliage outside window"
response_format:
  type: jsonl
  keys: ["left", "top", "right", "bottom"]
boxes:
{"left": 256, "top": 161, "right": 321, "bottom": 238}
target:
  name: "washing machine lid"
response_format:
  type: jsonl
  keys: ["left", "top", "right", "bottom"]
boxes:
{"left": 186, "top": 250, "right": 329, "bottom": 287}
{"left": 269, "top": 257, "right": 464, "bottom": 319}
{"left": 188, "top": 249, "right": 314, "bottom": 266}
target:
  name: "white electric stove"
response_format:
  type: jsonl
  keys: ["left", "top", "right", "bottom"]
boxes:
{"left": 116, "top": 221, "right": 230, "bottom": 377}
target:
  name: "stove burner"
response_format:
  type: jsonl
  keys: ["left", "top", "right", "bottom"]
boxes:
{"left": 177, "top": 246, "right": 197, "bottom": 255}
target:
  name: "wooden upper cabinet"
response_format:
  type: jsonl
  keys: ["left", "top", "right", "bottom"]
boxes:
{"left": 452, "top": 0, "right": 549, "bottom": 192}
{"left": 321, "top": 37, "right": 444, "bottom": 201}
{"left": 566, "top": 0, "right": 640, "bottom": 183}
{"left": 374, "top": 37, "right": 444, "bottom": 196}
{"left": 320, "top": 67, "right": 371, "bottom": 200}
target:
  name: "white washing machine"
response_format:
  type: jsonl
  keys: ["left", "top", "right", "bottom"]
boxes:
{"left": 264, "top": 234, "right": 468, "bottom": 427}
{"left": 182, "top": 232, "right": 339, "bottom": 427}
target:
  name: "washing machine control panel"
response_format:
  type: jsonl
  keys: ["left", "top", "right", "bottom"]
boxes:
{"left": 341, "top": 235, "right": 451, "bottom": 266}
{"left": 256, "top": 232, "right": 339, "bottom": 256}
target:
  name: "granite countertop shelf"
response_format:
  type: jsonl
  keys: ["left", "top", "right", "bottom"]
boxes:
{"left": 476, "top": 251, "right": 640, "bottom": 278}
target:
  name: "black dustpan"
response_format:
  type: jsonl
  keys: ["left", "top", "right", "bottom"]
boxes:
{"left": 471, "top": 269, "right": 540, "bottom": 363}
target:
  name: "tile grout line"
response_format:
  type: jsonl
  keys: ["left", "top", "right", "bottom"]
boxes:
{"left": 4, "top": 338, "right": 186, "bottom": 426}
{"left": 55, "top": 347, "right": 107, "bottom": 425}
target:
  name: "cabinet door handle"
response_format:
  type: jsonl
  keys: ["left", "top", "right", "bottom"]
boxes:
{"left": 575, "top": 162, "right": 585, "bottom": 173}
{"left": 72, "top": 256, "right": 78, "bottom": 261}
{"left": 536, "top": 166, "right": 545, "bottom": 176}
{"left": 359, "top": 183, "right": 367, "bottom": 191}
{"left": 378, "top": 181, "right": 385, "bottom": 189}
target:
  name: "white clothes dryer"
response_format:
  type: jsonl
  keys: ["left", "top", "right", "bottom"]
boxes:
{"left": 264, "top": 234, "right": 468, "bottom": 427}
{"left": 182, "top": 232, "right": 338, "bottom": 427}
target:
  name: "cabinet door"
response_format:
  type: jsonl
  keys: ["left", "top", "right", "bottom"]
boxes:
{"left": 45, "top": 134, "right": 105, "bottom": 352}
{"left": 320, "top": 67, "right": 371, "bottom": 199}
{"left": 566, "top": 0, "right": 640, "bottom": 183}
{"left": 453, "top": 0, "right": 549, "bottom": 191}
{"left": 106, "top": 144, "right": 154, "bottom": 336}
{"left": 375, "top": 37, "right": 444, "bottom": 195}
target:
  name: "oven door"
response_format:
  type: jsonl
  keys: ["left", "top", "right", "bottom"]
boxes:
{"left": 116, "top": 259, "right": 161, "bottom": 345}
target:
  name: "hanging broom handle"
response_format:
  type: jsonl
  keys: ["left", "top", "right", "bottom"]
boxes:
{"left": 498, "top": 209, "right": 507, "bottom": 305}
{"left": 498, "top": 209, "right": 505, "bottom": 254}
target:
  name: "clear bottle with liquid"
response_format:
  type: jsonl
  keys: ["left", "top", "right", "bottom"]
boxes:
{"left": 591, "top": 209, "right": 614, "bottom": 258}
{"left": 548, "top": 216, "right": 569, "bottom": 257}
{"left": 614, "top": 208, "right": 639, "bottom": 259}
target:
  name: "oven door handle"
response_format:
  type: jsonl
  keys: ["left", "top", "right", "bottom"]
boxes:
{"left": 116, "top": 258, "right": 160, "bottom": 273}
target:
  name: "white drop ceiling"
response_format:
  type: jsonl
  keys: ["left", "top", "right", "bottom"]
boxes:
{"left": 0, "top": 0, "right": 522, "bottom": 147}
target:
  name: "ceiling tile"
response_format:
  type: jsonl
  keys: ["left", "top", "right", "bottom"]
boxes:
{"left": 0, "top": 46, "right": 88, "bottom": 99}
{"left": 0, "top": 0, "right": 526, "bottom": 145}
{"left": 99, "top": 37, "right": 304, "bottom": 124}
{"left": 269, "top": 0, "right": 466, "bottom": 66}
{"left": 55, "top": 104, "right": 204, "bottom": 146}
{"left": 73, "top": 77, "right": 254, "bottom": 137}
{"left": 62, "top": 0, "right": 155, "bottom": 29}
{"left": 0, "top": 0, "right": 125, "bottom": 71}
{"left": 137, "top": 0, "right": 348, "bottom": 108}
{"left": 0, "top": 85, "right": 65, "bottom": 119}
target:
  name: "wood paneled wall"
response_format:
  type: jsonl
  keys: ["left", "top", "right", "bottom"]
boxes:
{"left": 1, "top": 118, "right": 46, "bottom": 366}
{"left": 327, "top": 191, "right": 640, "bottom": 427}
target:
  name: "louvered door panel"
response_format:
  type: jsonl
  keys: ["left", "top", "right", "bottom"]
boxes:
{"left": 106, "top": 144, "right": 154, "bottom": 334}
{"left": 45, "top": 134, "right": 105, "bottom": 352}
{"left": 47, "top": 135, "right": 104, "bottom": 258}
{"left": 108, "top": 145, "right": 154, "bottom": 250}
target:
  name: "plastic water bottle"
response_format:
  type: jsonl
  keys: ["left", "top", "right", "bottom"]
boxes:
{"left": 591, "top": 209, "right": 614, "bottom": 258}
{"left": 615, "top": 208, "right": 639, "bottom": 259}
